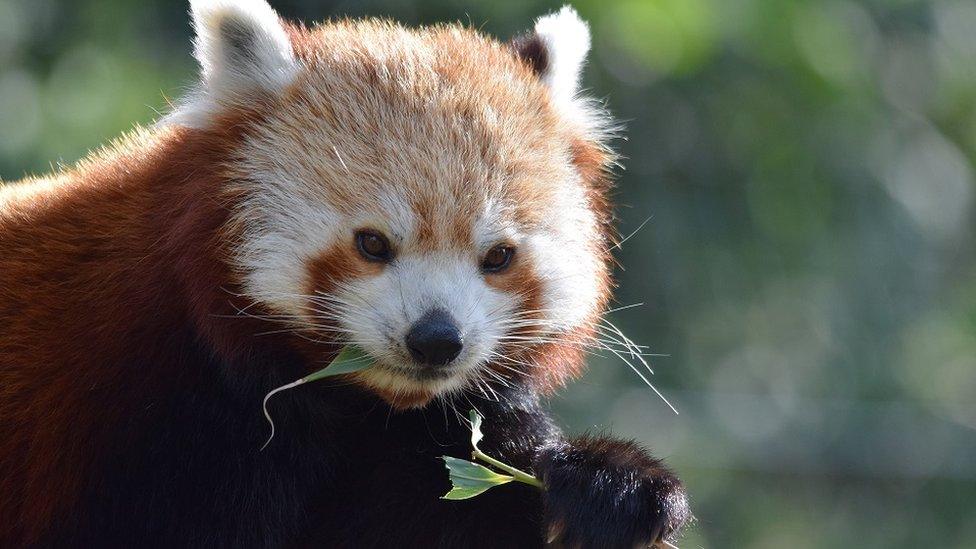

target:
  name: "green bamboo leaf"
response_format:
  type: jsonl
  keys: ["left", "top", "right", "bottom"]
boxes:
{"left": 441, "top": 456, "right": 514, "bottom": 500}
{"left": 304, "top": 345, "right": 373, "bottom": 382}
{"left": 261, "top": 345, "right": 373, "bottom": 450}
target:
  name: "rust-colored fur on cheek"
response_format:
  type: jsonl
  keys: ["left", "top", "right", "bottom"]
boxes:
{"left": 484, "top": 257, "right": 586, "bottom": 392}
{"left": 530, "top": 174, "right": 612, "bottom": 394}
{"left": 508, "top": 139, "right": 615, "bottom": 393}
{"left": 571, "top": 137, "right": 615, "bottom": 237}
{"left": 307, "top": 241, "right": 385, "bottom": 291}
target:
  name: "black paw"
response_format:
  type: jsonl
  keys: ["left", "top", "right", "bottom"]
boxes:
{"left": 536, "top": 437, "right": 691, "bottom": 548}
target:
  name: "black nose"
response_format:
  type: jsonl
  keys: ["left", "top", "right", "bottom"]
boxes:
{"left": 405, "top": 309, "right": 463, "bottom": 367}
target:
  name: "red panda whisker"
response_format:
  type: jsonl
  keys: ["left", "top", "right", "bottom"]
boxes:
{"left": 515, "top": 335, "right": 610, "bottom": 355}
{"left": 475, "top": 377, "right": 501, "bottom": 402}
{"left": 464, "top": 382, "right": 496, "bottom": 408}
{"left": 500, "top": 334, "right": 674, "bottom": 390}
{"left": 224, "top": 308, "right": 355, "bottom": 336}
{"left": 251, "top": 327, "right": 354, "bottom": 340}
{"left": 479, "top": 365, "right": 516, "bottom": 388}
{"left": 602, "top": 346, "right": 678, "bottom": 415}
{"left": 605, "top": 215, "right": 653, "bottom": 253}
{"left": 498, "top": 341, "right": 615, "bottom": 365}
{"left": 594, "top": 322, "right": 657, "bottom": 375}
{"left": 487, "top": 353, "right": 534, "bottom": 372}
{"left": 603, "top": 302, "right": 646, "bottom": 314}
{"left": 484, "top": 354, "right": 532, "bottom": 377}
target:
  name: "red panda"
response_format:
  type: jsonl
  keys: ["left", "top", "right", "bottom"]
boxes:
{"left": 0, "top": 1, "right": 690, "bottom": 546}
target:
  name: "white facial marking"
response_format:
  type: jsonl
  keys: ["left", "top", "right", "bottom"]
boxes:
{"left": 529, "top": 168, "right": 603, "bottom": 331}
{"left": 231, "top": 169, "right": 342, "bottom": 314}
{"left": 337, "top": 252, "right": 518, "bottom": 398}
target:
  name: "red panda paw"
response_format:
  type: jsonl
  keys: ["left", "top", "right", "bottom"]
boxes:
{"left": 536, "top": 437, "right": 691, "bottom": 548}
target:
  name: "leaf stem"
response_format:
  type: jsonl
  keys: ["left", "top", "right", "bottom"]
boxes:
{"left": 260, "top": 378, "right": 307, "bottom": 451}
{"left": 471, "top": 449, "right": 543, "bottom": 489}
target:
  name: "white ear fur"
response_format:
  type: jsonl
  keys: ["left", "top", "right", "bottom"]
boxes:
{"left": 532, "top": 6, "right": 591, "bottom": 109}
{"left": 166, "top": 0, "right": 297, "bottom": 126}
{"left": 192, "top": 0, "right": 297, "bottom": 93}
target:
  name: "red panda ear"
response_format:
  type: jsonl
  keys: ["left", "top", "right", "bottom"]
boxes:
{"left": 171, "top": 0, "right": 297, "bottom": 125}
{"left": 512, "top": 6, "right": 591, "bottom": 112}
{"left": 191, "top": 0, "right": 297, "bottom": 93}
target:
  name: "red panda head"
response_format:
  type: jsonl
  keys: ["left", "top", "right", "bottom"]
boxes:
{"left": 172, "top": 1, "right": 616, "bottom": 408}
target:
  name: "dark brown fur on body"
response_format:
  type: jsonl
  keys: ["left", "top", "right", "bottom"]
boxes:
{"left": 0, "top": 3, "right": 690, "bottom": 546}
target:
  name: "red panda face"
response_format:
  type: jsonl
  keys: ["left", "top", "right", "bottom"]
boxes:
{"left": 175, "top": 1, "right": 614, "bottom": 406}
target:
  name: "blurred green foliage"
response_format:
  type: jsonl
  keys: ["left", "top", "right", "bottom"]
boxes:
{"left": 2, "top": 0, "right": 975, "bottom": 546}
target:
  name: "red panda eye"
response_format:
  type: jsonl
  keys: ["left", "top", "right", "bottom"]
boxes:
{"left": 481, "top": 245, "right": 515, "bottom": 273}
{"left": 355, "top": 230, "right": 393, "bottom": 262}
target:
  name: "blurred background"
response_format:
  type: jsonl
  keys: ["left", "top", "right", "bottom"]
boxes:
{"left": 2, "top": 0, "right": 975, "bottom": 546}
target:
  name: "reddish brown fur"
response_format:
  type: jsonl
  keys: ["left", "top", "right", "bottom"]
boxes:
{"left": 307, "top": 240, "right": 386, "bottom": 286}
{"left": 0, "top": 106, "right": 303, "bottom": 544}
